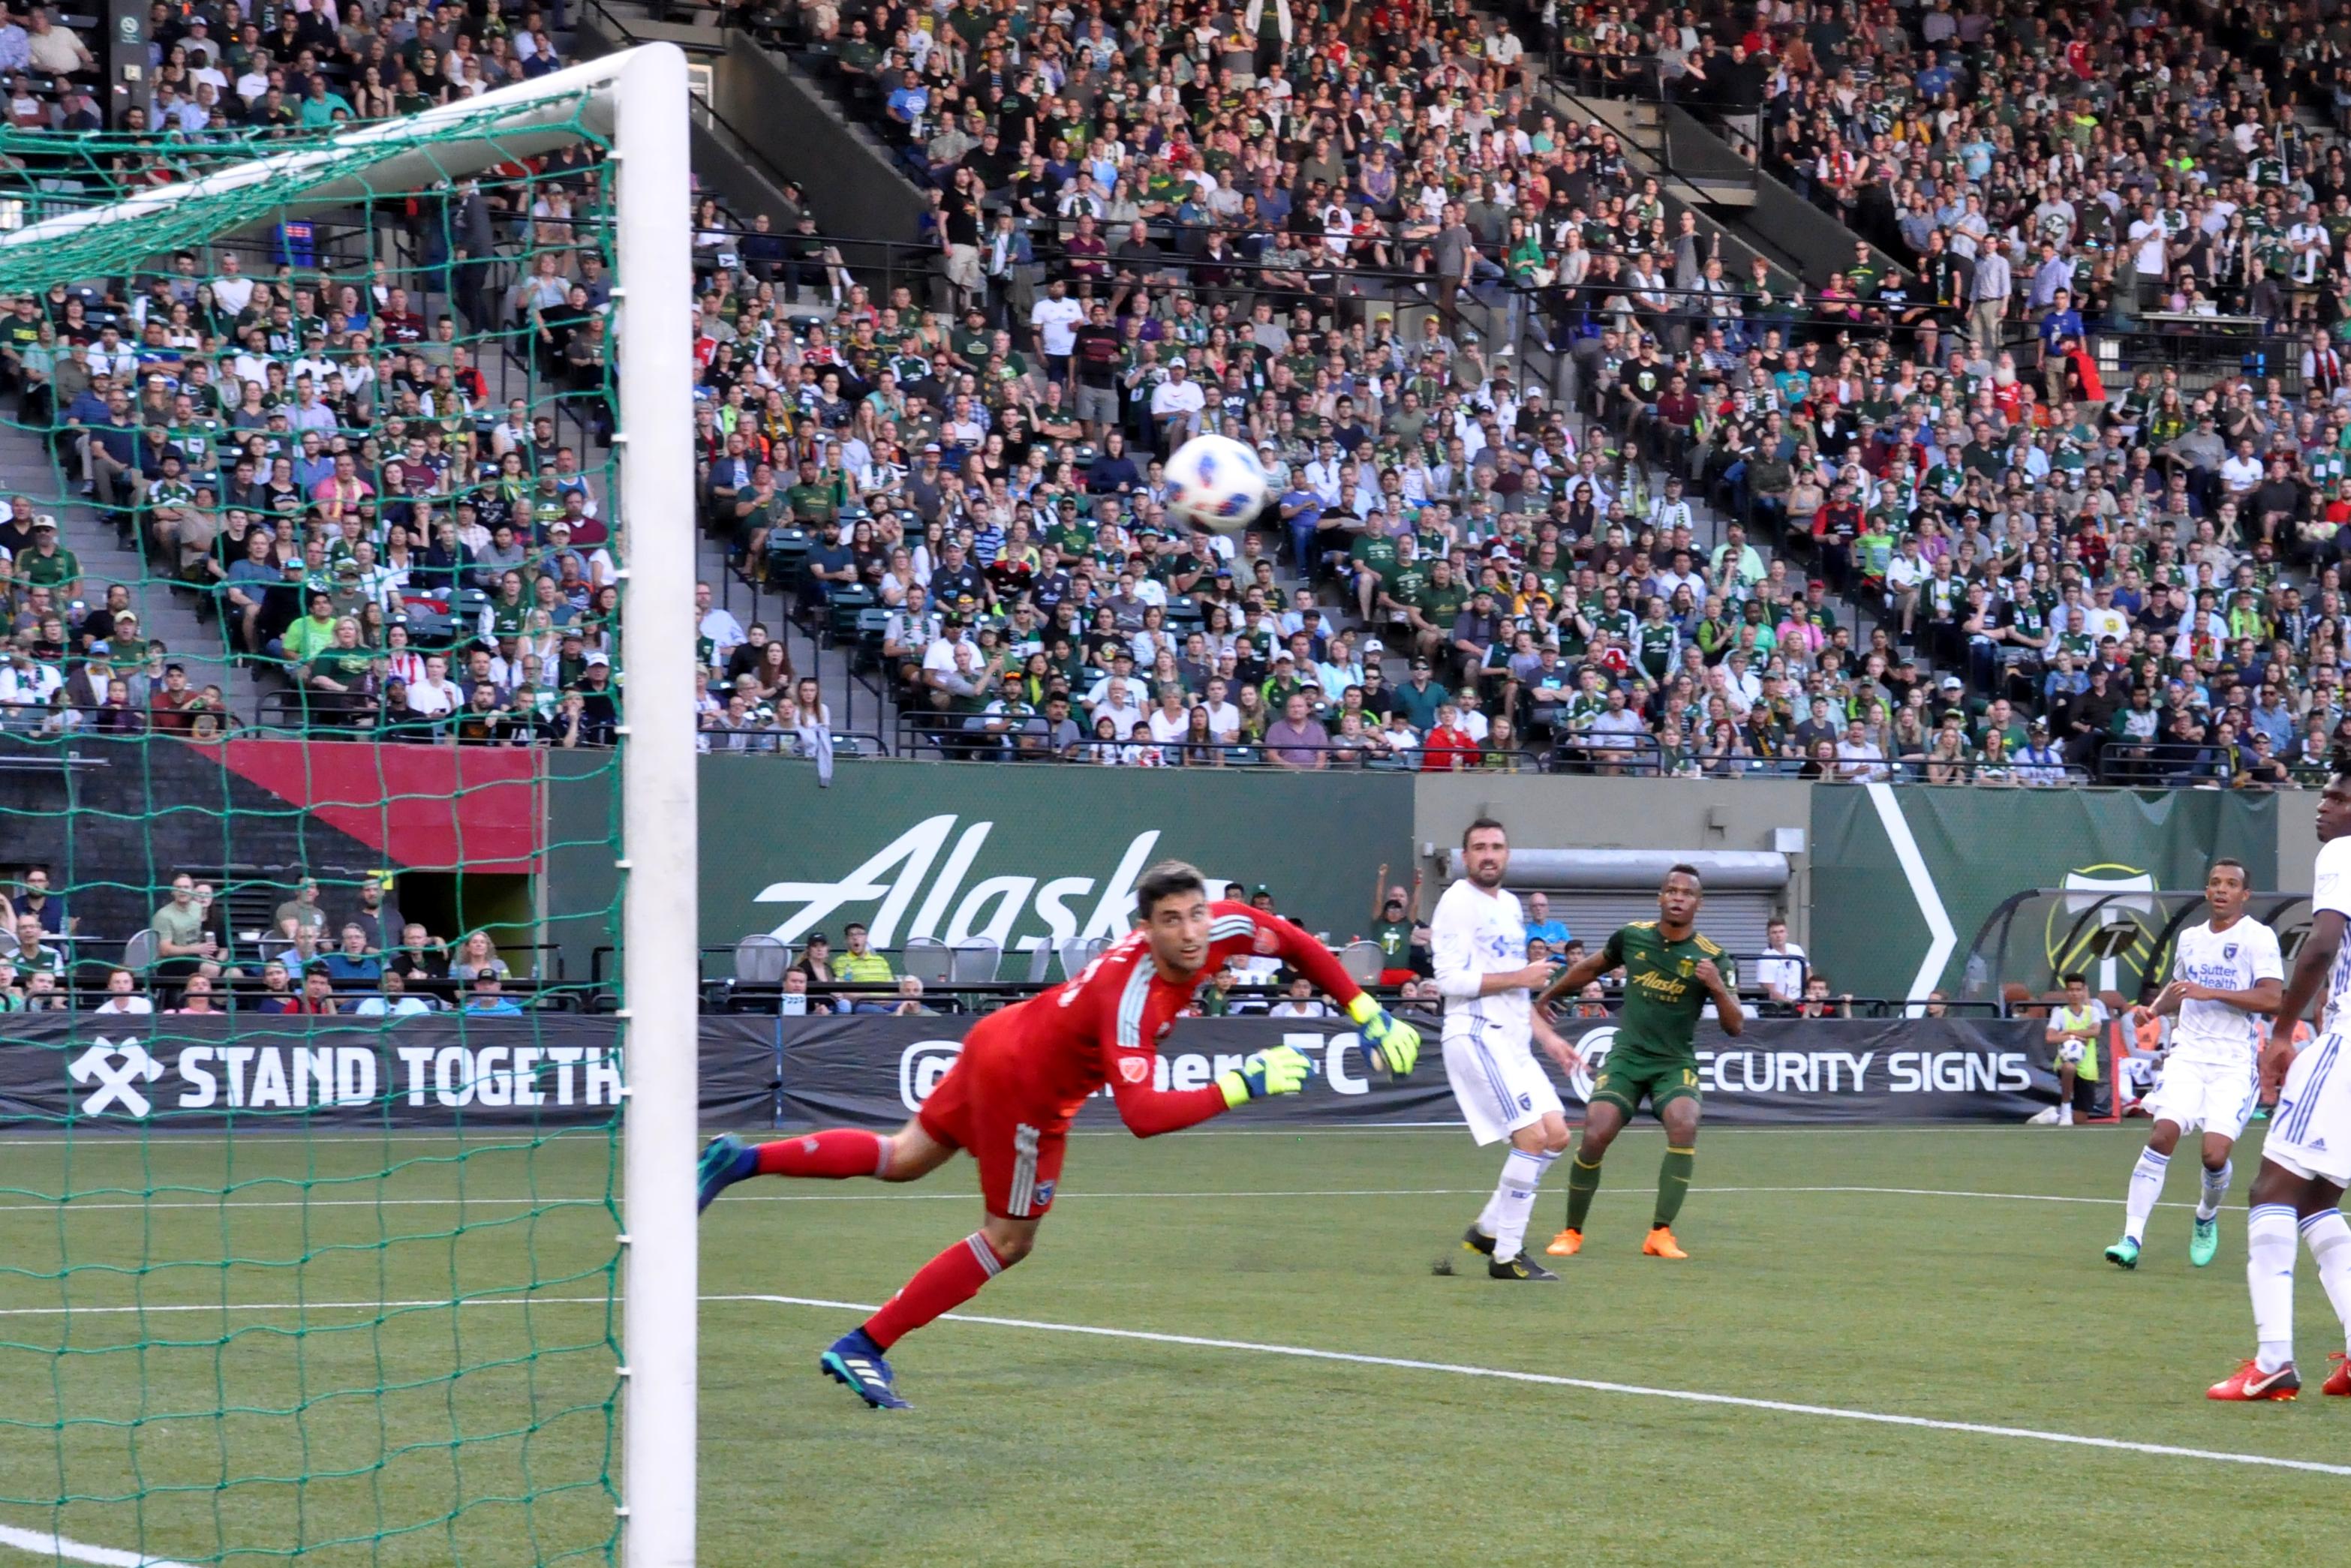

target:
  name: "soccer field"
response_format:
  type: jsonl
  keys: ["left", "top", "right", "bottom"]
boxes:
{"left": 2, "top": 1124, "right": 2349, "bottom": 1566}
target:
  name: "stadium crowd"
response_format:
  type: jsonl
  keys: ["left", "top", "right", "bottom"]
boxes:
{"left": 0, "top": 864, "right": 549, "bottom": 1011}
{"left": 0, "top": 0, "right": 648, "bottom": 746}
{"left": 737, "top": 0, "right": 2346, "bottom": 782}
{"left": 3, "top": 0, "right": 2349, "bottom": 785}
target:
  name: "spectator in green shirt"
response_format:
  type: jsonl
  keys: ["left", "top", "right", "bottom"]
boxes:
{"left": 834, "top": 921, "right": 896, "bottom": 1011}
{"left": 19, "top": 518, "right": 78, "bottom": 601}
{"left": 284, "top": 593, "right": 341, "bottom": 667}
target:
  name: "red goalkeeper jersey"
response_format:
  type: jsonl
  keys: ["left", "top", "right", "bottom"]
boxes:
{"left": 981, "top": 900, "right": 1366, "bottom": 1137}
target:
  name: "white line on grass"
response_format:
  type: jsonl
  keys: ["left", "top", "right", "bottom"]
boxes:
{"left": 0, "top": 1521, "right": 190, "bottom": 1566}
{"left": 0, "top": 1184, "right": 2209, "bottom": 1212}
{"left": 727, "top": 1292, "right": 2351, "bottom": 1480}
{"left": 0, "top": 1291, "right": 2328, "bottom": 1484}
{"left": 0, "top": 1290, "right": 2331, "bottom": 1482}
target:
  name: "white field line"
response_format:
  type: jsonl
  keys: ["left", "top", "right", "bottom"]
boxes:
{"left": 734, "top": 1291, "right": 2351, "bottom": 1480}
{"left": 0, "top": 1521, "right": 191, "bottom": 1566}
{"left": 0, "top": 1287, "right": 2340, "bottom": 1506}
{"left": 0, "top": 1184, "right": 2206, "bottom": 1212}
{"left": 0, "top": 1123, "right": 2117, "bottom": 1148}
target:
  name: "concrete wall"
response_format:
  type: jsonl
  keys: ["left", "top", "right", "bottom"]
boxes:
{"left": 713, "top": 36, "right": 928, "bottom": 248}
{"left": 2278, "top": 788, "right": 2321, "bottom": 889}
{"left": 1412, "top": 775, "right": 1816, "bottom": 941}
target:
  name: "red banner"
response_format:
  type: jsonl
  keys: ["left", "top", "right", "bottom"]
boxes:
{"left": 204, "top": 739, "right": 546, "bottom": 874}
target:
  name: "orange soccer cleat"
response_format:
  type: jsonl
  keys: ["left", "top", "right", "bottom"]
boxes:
{"left": 1641, "top": 1226, "right": 1688, "bottom": 1260}
{"left": 2324, "top": 1353, "right": 2350, "bottom": 1397}
{"left": 2206, "top": 1359, "right": 2301, "bottom": 1401}
{"left": 1544, "top": 1227, "right": 1583, "bottom": 1257}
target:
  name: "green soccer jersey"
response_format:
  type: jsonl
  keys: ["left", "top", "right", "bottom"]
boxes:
{"left": 1604, "top": 921, "right": 1727, "bottom": 1063}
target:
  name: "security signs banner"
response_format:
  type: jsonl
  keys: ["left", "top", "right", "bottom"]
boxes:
{"left": 777, "top": 1013, "right": 2059, "bottom": 1129}
{"left": 0, "top": 1014, "right": 780, "bottom": 1129}
{"left": 1551, "top": 1015, "right": 2056, "bottom": 1124}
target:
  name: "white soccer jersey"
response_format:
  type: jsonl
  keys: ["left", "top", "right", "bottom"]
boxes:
{"left": 2166, "top": 917, "right": 2282, "bottom": 1068}
{"left": 2315, "top": 835, "right": 2351, "bottom": 1034}
{"left": 1430, "top": 879, "right": 1532, "bottom": 1040}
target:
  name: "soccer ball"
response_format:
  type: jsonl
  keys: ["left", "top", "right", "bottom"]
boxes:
{"left": 1165, "top": 434, "right": 1269, "bottom": 533}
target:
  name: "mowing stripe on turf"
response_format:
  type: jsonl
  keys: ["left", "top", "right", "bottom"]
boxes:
{"left": 0, "top": 1185, "right": 2216, "bottom": 1211}
{"left": 0, "top": 1292, "right": 2334, "bottom": 1483}
{"left": 727, "top": 1293, "right": 2351, "bottom": 1479}
{"left": 0, "top": 1521, "right": 189, "bottom": 1566}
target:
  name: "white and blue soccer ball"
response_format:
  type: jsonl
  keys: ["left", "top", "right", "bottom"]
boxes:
{"left": 1165, "top": 434, "right": 1269, "bottom": 533}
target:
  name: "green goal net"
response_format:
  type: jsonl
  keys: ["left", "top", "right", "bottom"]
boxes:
{"left": 0, "top": 48, "right": 696, "bottom": 1567}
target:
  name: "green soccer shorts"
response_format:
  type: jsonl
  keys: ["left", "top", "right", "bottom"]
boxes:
{"left": 1589, "top": 1047, "right": 1703, "bottom": 1118}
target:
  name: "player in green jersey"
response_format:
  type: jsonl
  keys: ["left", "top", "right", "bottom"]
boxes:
{"left": 1532, "top": 864, "right": 1741, "bottom": 1259}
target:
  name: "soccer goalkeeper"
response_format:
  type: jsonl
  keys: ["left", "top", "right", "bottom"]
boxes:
{"left": 696, "top": 861, "right": 1421, "bottom": 1410}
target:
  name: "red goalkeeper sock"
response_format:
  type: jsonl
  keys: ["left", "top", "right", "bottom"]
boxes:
{"left": 753, "top": 1129, "right": 891, "bottom": 1179}
{"left": 863, "top": 1233, "right": 1008, "bottom": 1350}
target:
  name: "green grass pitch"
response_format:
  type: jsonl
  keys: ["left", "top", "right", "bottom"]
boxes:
{"left": 2, "top": 1123, "right": 2349, "bottom": 1566}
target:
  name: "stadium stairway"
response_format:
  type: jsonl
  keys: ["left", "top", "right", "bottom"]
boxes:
{"left": 0, "top": 422, "right": 238, "bottom": 701}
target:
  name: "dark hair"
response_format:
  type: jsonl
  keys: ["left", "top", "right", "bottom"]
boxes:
{"left": 1135, "top": 860, "right": 1207, "bottom": 917}
{"left": 2063, "top": 972, "right": 2088, "bottom": 987}
{"left": 2208, "top": 858, "right": 2247, "bottom": 881}
{"left": 1665, "top": 862, "right": 1702, "bottom": 885}
{"left": 843, "top": 922, "right": 867, "bottom": 938}
{"left": 1463, "top": 816, "right": 1508, "bottom": 849}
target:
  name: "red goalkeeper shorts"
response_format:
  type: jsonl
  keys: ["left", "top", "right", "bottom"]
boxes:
{"left": 916, "top": 1014, "right": 1069, "bottom": 1220}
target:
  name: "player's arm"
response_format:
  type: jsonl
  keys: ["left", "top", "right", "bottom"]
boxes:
{"left": 2138, "top": 979, "right": 2189, "bottom": 1020}
{"left": 1105, "top": 1047, "right": 1296, "bottom": 1137}
{"left": 1694, "top": 955, "right": 1742, "bottom": 1037}
{"left": 1531, "top": 1008, "right": 1583, "bottom": 1076}
{"left": 2176, "top": 976, "right": 2283, "bottom": 1012}
{"left": 2265, "top": 909, "right": 2341, "bottom": 1098}
{"left": 1535, "top": 935, "right": 1619, "bottom": 1012}
{"left": 1246, "top": 906, "right": 1424, "bottom": 1077}
{"left": 1432, "top": 912, "right": 1553, "bottom": 999}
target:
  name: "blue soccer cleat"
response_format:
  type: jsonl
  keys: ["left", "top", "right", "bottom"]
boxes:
{"left": 820, "top": 1328, "right": 909, "bottom": 1410}
{"left": 696, "top": 1134, "right": 757, "bottom": 1214}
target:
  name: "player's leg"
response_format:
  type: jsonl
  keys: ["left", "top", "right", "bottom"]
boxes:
{"left": 2295, "top": 1191, "right": 2351, "bottom": 1395}
{"left": 1446, "top": 1031, "right": 1566, "bottom": 1278}
{"left": 699, "top": 1115, "right": 953, "bottom": 1211}
{"left": 1553, "top": 1094, "right": 1631, "bottom": 1254}
{"left": 2211, "top": 1157, "right": 2328, "bottom": 1399}
{"left": 2190, "top": 1100, "right": 2244, "bottom": 1269}
{"left": 2107, "top": 1116, "right": 2181, "bottom": 1268}
{"left": 824, "top": 1109, "right": 1066, "bottom": 1410}
{"left": 1486, "top": 1109, "right": 1572, "bottom": 1278}
{"left": 2055, "top": 1044, "right": 2081, "bottom": 1126}
{"left": 1643, "top": 1083, "right": 1701, "bottom": 1259}
{"left": 2218, "top": 1035, "right": 2351, "bottom": 1395}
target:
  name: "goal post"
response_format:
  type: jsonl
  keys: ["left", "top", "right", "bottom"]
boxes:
{"left": 611, "top": 41, "right": 700, "bottom": 1568}
{"left": 0, "top": 41, "right": 698, "bottom": 1568}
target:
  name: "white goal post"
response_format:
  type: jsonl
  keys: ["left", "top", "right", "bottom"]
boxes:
{"left": 0, "top": 43, "right": 702, "bottom": 1568}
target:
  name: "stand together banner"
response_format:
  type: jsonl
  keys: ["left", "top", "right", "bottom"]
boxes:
{"left": 0, "top": 1014, "right": 2062, "bottom": 1131}
{"left": 776, "top": 1014, "right": 2061, "bottom": 1129}
{"left": 0, "top": 1014, "right": 779, "bottom": 1130}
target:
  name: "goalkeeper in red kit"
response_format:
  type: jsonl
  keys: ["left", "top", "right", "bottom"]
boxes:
{"left": 696, "top": 861, "right": 1423, "bottom": 1409}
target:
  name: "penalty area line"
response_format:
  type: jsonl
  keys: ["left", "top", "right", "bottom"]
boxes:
{"left": 725, "top": 1293, "right": 2351, "bottom": 1480}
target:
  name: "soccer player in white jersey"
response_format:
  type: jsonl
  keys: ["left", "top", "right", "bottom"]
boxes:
{"left": 1431, "top": 818, "right": 1584, "bottom": 1281}
{"left": 2104, "top": 859, "right": 2281, "bottom": 1271}
{"left": 2209, "top": 770, "right": 2351, "bottom": 1401}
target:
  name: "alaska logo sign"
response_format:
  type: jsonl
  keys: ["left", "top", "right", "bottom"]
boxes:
{"left": 693, "top": 761, "right": 1412, "bottom": 960}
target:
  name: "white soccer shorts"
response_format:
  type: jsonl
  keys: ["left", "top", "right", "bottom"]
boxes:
{"left": 2143, "top": 1056, "right": 2259, "bottom": 1141}
{"left": 2268, "top": 1032, "right": 2351, "bottom": 1187}
{"left": 1442, "top": 1026, "right": 1562, "bottom": 1146}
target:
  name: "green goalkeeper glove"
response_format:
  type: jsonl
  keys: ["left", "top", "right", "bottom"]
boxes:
{"left": 1348, "top": 993, "right": 1421, "bottom": 1080}
{"left": 1217, "top": 1044, "right": 1315, "bottom": 1109}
